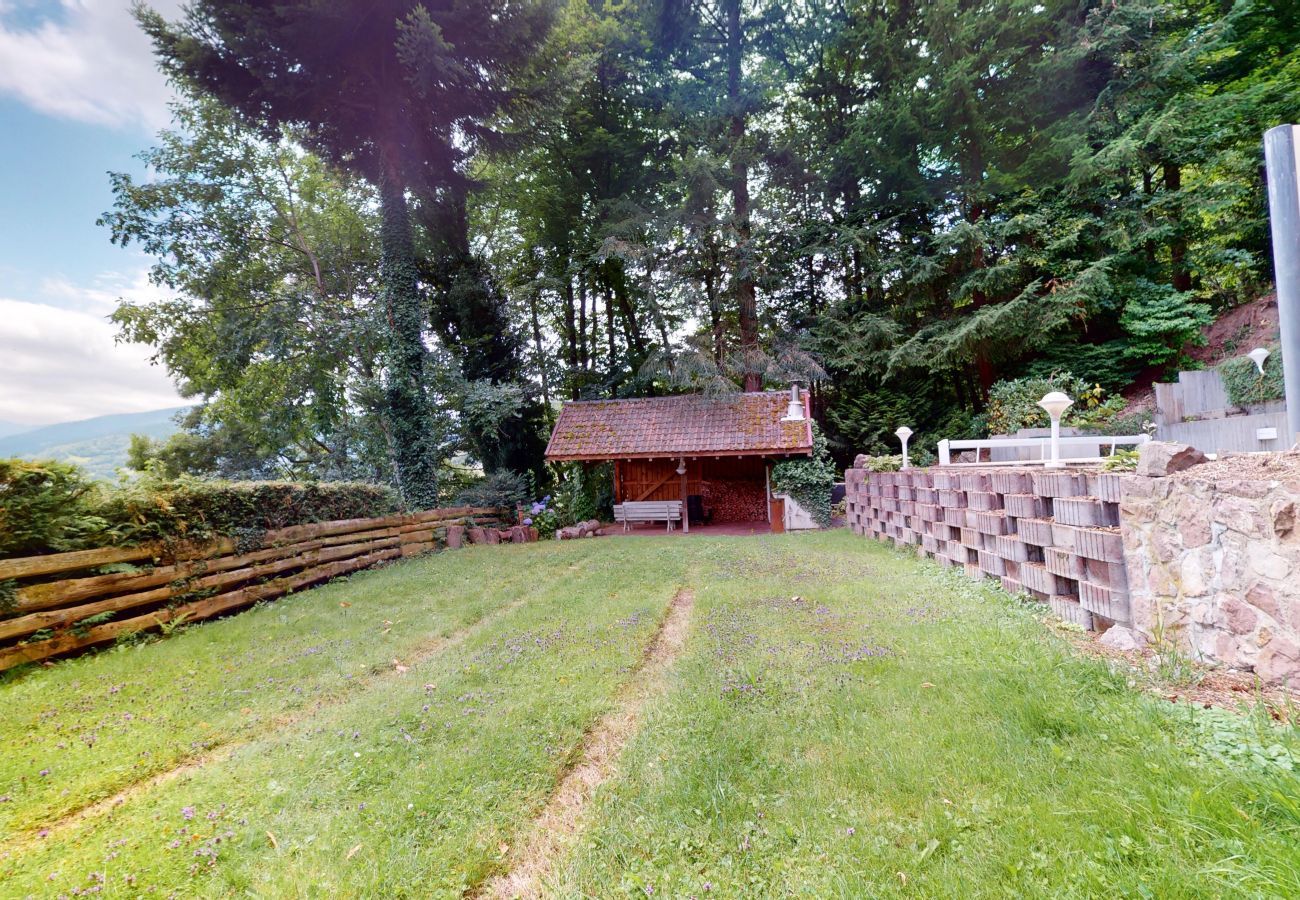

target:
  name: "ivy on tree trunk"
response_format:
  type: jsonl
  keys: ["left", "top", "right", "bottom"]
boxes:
{"left": 379, "top": 170, "right": 440, "bottom": 508}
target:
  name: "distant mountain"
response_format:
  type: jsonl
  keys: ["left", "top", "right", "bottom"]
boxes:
{"left": 0, "top": 407, "right": 191, "bottom": 479}
{"left": 0, "top": 420, "right": 29, "bottom": 440}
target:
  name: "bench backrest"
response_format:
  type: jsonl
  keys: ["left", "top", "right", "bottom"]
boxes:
{"left": 614, "top": 501, "right": 682, "bottom": 521}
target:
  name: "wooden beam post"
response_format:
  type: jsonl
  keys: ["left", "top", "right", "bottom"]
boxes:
{"left": 680, "top": 457, "right": 689, "bottom": 533}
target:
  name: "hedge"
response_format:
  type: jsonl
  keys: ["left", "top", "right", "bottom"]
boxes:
{"left": 1218, "top": 345, "right": 1284, "bottom": 408}
{"left": 0, "top": 460, "right": 402, "bottom": 559}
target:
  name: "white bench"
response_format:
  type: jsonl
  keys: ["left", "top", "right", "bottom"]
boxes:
{"left": 613, "top": 501, "right": 683, "bottom": 532}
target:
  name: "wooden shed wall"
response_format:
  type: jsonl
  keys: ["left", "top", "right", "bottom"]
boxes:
{"left": 614, "top": 457, "right": 771, "bottom": 522}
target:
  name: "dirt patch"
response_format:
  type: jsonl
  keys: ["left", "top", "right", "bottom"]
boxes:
{"left": 477, "top": 588, "right": 695, "bottom": 900}
{"left": 1188, "top": 293, "right": 1279, "bottom": 367}
{"left": 1174, "top": 450, "right": 1300, "bottom": 482}
{"left": 1117, "top": 293, "right": 1278, "bottom": 418}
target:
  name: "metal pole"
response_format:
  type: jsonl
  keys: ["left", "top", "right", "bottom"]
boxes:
{"left": 1264, "top": 125, "right": 1300, "bottom": 445}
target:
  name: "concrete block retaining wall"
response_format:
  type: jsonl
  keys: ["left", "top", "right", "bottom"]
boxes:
{"left": 846, "top": 466, "right": 1129, "bottom": 632}
{"left": 848, "top": 456, "right": 1300, "bottom": 684}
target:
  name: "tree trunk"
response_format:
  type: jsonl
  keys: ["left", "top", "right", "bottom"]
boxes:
{"left": 726, "top": 0, "right": 760, "bottom": 392}
{"left": 578, "top": 276, "right": 589, "bottom": 372}
{"left": 1164, "top": 161, "right": 1191, "bottom": 292}
{"left": 529, "top": 284, "right": 550, "bottom": 409}
{"left": 564, "top": 272, "right": 578, "bottom": 397}
{"left": 378, "top": 168, "right": 439, "bottom": 508}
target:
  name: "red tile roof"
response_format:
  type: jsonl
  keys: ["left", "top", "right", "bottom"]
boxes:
{"left": 545, "top": 391, "right": 813, "bottom": 461}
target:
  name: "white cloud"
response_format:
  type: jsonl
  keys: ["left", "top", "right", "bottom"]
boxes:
{"left": 0, "top": 276, "right": 183, "bottom": 425}
{"left": 0, "top": 0, "right": 183, "bottom": 131}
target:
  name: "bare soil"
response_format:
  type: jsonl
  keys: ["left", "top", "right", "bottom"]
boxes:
{"left": 1174, "top": 450, "right": 1300, "bottom": 482}
{"left": 1118, "top": 293, "right": 1280, "bottom": 418}
{"left": 480, "top": 589, "right": 696, "bottom": 899}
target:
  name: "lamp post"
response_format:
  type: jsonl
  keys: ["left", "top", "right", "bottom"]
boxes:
{"left": 1038, "top": 392, "right": 1073, "bottom": 469}
{"left": 895, "top": 426, "right": 914, "bottom": 469}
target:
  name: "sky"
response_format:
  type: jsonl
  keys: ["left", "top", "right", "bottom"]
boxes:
{"left": 0, "top": 0, "right": 187, "bottom": 427}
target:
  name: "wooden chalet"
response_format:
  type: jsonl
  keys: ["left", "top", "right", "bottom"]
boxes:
{"left": 544, "top": 389, "right": 814, "bottom": 532}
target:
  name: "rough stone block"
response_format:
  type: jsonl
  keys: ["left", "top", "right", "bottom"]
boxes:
{"left": 964, "top": 562, "right": 987, "bottom": 581}
{"left": 1054, "top": 497, "right": 1119, "bottom": 528}
{"left": 1135, "top": 441, "right": 1207, "bottom": 477}
{"left": 916, "top": 488, "right": 938, "bottom": 504}
{"left": 958, "top": 472, "right": 992, "bottom": 492}
{"left": 960, "top": 527, "right": 984, "bottom": 549}
{"left": 943, "top": 507, "right": 966, "bottom": 527}
{"left": 1049, "top": 595, "right": 1094, "bottom": 630}
{"left": 1045, "top": 547, "right": 1086, "bottom": 579}
{"left": 1000, "top": 576, "right": 1025, "bottom": 595}
{"left": 968, "top": 491, "right": 1004, "bottom": 511}
{"left": 1004, "top": 493, "right": 1051, "bottom": 519}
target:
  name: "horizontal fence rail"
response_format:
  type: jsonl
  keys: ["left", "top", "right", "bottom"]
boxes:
{"left": 937, "top": 435, "right": 1150, "bottom": 467}
{"left": 0, "top": 507, "right": 505, "bottom": 672}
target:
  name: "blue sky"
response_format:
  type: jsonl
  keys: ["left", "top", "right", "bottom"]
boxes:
{"left": 0, "top": 0, "right": 185, "bottom": 426}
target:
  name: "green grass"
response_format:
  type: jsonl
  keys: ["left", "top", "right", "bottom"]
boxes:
{"left": 1, "top": 531, "right": 1298, "bottom": 898}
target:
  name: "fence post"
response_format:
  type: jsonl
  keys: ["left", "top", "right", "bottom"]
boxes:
{"left": 938, "top": 439, "right": 950, "bottom": 466}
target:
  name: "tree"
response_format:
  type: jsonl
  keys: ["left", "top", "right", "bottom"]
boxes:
{"left": 139, "top": 0, "right": 553, "bottom": 506}
{"left": 103, "top": 92, "right": 413, "bottom": 481}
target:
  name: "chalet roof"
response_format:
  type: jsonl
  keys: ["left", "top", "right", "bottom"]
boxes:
{"left": 545, "top": 391, "right": 814, "bottom": 461}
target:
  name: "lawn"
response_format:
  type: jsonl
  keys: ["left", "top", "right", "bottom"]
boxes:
{"left": 1, "top": 531, "right": 1297, "bottom": 898}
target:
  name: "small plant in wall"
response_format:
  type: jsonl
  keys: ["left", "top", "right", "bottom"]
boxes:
{"left": 772, "top": 424, "right": 837, "bottom": 527}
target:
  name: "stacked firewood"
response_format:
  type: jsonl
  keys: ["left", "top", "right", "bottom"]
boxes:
{"left": 555, "top": 519, "right": 606, "bottom": 540}
{"left": 704, "top": 480, "right": 767, "bottom": 522}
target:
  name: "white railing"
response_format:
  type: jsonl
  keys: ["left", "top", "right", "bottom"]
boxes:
{"left": 937, "top": 434, "right": 1151, "bottom": 467}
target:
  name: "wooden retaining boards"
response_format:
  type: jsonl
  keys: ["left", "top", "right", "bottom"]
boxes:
{"left": 0, "top": 507, "right": 505, "bottom": 671}
{"left": 0, "top": 548, "right": 399, "bottom": 671}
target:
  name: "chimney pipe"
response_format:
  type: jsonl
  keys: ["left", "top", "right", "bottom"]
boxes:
{"left": 782, "top": 384, "right": 806, "bottom": 422}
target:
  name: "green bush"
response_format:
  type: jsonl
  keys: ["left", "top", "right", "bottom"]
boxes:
{"left": 1218, "top": 345, "right": 1284, "bottom": 407}
{"left": 452, "top": 470, "right": 531, "bottom": 509}
{"left": 1119, "top": 279, "right": 1212, "bottom": 369}
{"left": 96, "top": 478, "right": 403, "bottom": 549}
{"left": 0, "top": 459, "right": 110, "bottom": 558}
{"left": 772, "top": 424, "right": 837, "bottom": 527}
{"left": 984, "top": 371, "right": 1123, "bottom": 436}
{"left": 856, "top": 454, "right": 902, "bottom": 472}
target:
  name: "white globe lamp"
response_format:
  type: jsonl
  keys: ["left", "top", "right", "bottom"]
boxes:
{"left": 1037, "top": 392, "right": 1073, "bottom": 469}
{"left": 1248, "top": 347, "right": 1271, "bottom": 375}
{"left": 895, "top": 426, "right": 914, "bottom": 469}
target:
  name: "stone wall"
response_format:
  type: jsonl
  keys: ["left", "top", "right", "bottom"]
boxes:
{"left": 846, "top": 450, "right": 1300, "bottom": 683}
{"left": 1121, "top": 463, "right": 1300, "bottom": 682}
{"left": 845, "top": 465, "right": 1130, "bottom": 631}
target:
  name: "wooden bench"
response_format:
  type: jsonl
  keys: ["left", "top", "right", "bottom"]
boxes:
{"left": 613, "top": 501, "right": 683, "bottom": 532}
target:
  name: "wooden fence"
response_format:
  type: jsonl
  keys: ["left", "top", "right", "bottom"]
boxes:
{"left": 0, "top": 507, "right": 504, "bottom": 672}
